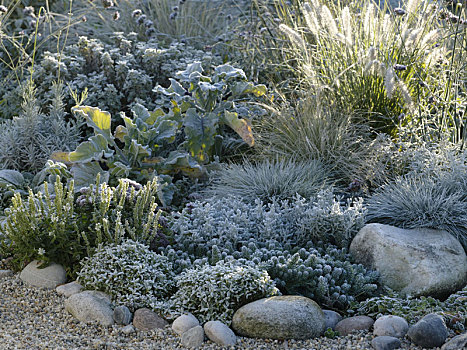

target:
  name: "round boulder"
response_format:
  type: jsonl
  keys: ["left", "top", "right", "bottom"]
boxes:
{"left": 350, "top": 223, "right": 467, "bottom": 298}
{"left": 335, "top": 315, "right": 374, "bottom": 335}
{"left": 232, "top": 295, "right": 325, "bottom": 340}
{"left": 65, "top": 290, "right": 114, "bottom": 326}
{"left": 20, "top": 260, "right": 66, "bottom": 289}
{"left": 407, "top": 313, "right": 448, "bottom": 348}
{"left": 373, "top": 315, "right": 408, "bottom": 338}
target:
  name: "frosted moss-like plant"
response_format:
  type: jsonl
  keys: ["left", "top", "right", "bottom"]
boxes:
{"left": 78, "top": 240, "right": 176, "bottom": 311}
{"left": 205, "top": 158, "right": 329, "bottom": 202}
{"left": 171, "top": 190, "right": 365, "bottom": 250}
{"left": 0, "top": 81, "right": 81, "bottom": 172}
{"left": 170, "top": 260, "right": 279, "bottom": 325}
{"left": 352, "top": 286, "right": 467, "bottom": 331}
{"left": 0, "top": 34, "right": 221, "bottom": 118}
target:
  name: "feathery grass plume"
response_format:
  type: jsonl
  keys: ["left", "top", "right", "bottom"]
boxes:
{"left": 364, "top": 2, "right": 375, "bottom": 41}
{"left": 302, "top": 2, "right": 320, "bottom": 37}
{"left": 320, "top": 4, "right": 338, "bottom": 36}
{"left": 406, "top": 0, "right": 422, "bottom": 15}
{"left": 341, "top": 6, "right": 352, "bottom": 45}
{"left": 279, "top": 23, "right": 306, "bottom": 48}
{"left": 397, "top": 81, "right": 415, "bottom": 112}
{"left": 406, "top": 27, "right": 423, "bottom": 48}
{"left": 419, "top": 29, "right": 440, "bottom": 49}
{"left": 204, "top": 158, "right": 329, "bottom": 203}
{"left": 382, "top": 14, "right": 393, "bottom": 42}
{"left": 384, "top": 66, "right": 396, "bottom": 98}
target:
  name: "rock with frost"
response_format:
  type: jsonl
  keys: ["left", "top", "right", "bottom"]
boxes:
{"left": 335, "top": 316, "right": 374, "bottom": 335}
{"left": 56, "top": 281, "right": 82, "bottom": 297}
{"left": 65, "top": 290, "right": 114, "bottom": 326}
{"left": 20, "top": 260, "right": 66, "bottom": 289}
{"left": 113, "top": 305, "right": 132, "bottom": 325}
{"left": 132, "top": 308, "right": 168, "bottom": 331}
{"left": 407, "top": 313, "right": 448, "bottom": 348}
{"left": 441, "top": 332, "right": 467, "bottom": 350}
{"left": 373, "top": 315, "right": 408, "bottom": 338}
{"left": 204, "top": 321, "right": 236, "bottom": 346}
{"left": 172, "top": 314, "right": 199, "bottom": 335}
{"left": 232, "top": 295, "right": 325, "bottom": 340}
{"left": 323, "top": 310, "right": 342, "bottom": 331}
{"left": 181, "top": 325, "right": 204, "bottom": 348}
{"left": 371, "top": 336, "right": 402, "bottom": 350}
{"left": 350, "top": 223, "right": 467, "bottom": 298}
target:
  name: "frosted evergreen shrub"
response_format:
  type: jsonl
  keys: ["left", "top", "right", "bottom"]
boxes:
{"left": 78, "top": 240, "right": 176, "bottom": 311}
{"left": 170, "top": 260, "right": 279, "bottom": 325}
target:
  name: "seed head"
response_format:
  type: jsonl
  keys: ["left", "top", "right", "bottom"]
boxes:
{"left": 113, "top": 11, "right": 120, "bottom": 21}
{"left": 132, "top": 9, "right": 142, "bottom": 18}
{"left": 81, "top": 15, "right": 87, "bottom": 22}
{"left": 136, "top": 14, "right": 147, "bottom": 25}
{"left": 102, "top": 0, "right": 114, "bottom": 9}
{"left": 170, "top": 12, "right": 178, "bottom": 20}
{"left": 0, "top": 5, "right": 7, "bottom": 13}
{"left": 394, "top": 7, "right": 406, "bottom": 15}
{"left": 172, "top": 6, "right": 179, "bottom": 12}
{"left": 393, "top": 64, "right": 407, "bottom": 71}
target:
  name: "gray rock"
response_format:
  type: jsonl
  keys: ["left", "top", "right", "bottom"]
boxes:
{"left": 232, "top": 295, "right": 325, "bottom": 340}
{"left": 181, "top": 325, "right": 204, "bottom": 348}
{"left": 441, "top": 332, "right": 467, "bottom": 350}
{"left": 132, "top": 308, "right": 168, "bottom": 331}
{"left": 113, "top": 305, "right": 132, "bottom": 325}
{"left": 335, "top": 316, "right": 375, "bottom": 336}
{"left": 323, "top": 310, "right": 343, "bottom": 331}
{"left": 407, "top": 313, "right": 448, "bottom": 348}
{"left": 0, "top": 269, "right": 13, "bottom": 279}
{"left": 373, "top": 315, "right": 408, "bottom": 338}
{"left": 56, "top": 281, "right": 82, "bottom": 297}
{"left": 172, "top": 314, "right": 199, "bottom": 335}
{"left": 371, "top": 336, "right": 402, "bottom": 350}
{"left": 350, "top": 224, "right": 467, "bottom": 298}
{"left": 120, "top": 324, "right": 135, "bottom": 335}
{"left": 204, "top": 320, "right": 237, "bottom": 346}
{"left": 20, "top": 260, "right": 66, "bottom": 289}
{"left": 65, "top": 290, "right": 114, "bottom": 326}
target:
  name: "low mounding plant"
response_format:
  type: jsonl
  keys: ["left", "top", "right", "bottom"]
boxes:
{"left": 0, "top": 176, "right": 163, "bottom": 276}
{"left": 366, "top": 170, "right": 467, "bottom": 251}
{"left": 351, "top": 286, "right": 467, "bottom": 332}
{"left": 0, "top": 81, "right": 81, "bottom": 173}
{"left": 205, "top": 158, "right": 329, "bottom": 202}
{"left": 78, "top": 239, "right": 176, "bottom": 312}
{"left": 171, "top": 191, "right": 365, "bottom": 250}
{"left": 170, "top": 260, "right": 279, "bottom": 325}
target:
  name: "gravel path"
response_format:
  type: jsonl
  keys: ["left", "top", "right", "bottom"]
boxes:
{"left": 0, "top": 273, "right": 451, "bottom": 349}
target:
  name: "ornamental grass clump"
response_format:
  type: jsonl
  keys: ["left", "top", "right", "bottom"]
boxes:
{"left": 78, "top": 239, "right": 176, "bottom": 312}
{"left": 205, "top": 158, "right": 329, "bottom": 202}
{"left": 263, "top": 0, "right": 466, "bottom": 139}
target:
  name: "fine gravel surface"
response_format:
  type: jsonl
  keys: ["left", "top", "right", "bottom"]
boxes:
{"left": 0, "top": 273, "right": 453, "bottom": 350}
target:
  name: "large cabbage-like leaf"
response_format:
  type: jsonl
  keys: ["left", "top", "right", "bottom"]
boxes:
{"left": 72, "top": 106, "right": 112, "bottom": 139}
{"left": 223, "top": 110, "right": 254, "bottom": 147}
{"left": 69, "top": 134, "right": 114, "bottom": 163}
{"left": 184, "top": 109, "right": 218, "bottom": 163}
{"left": 0, "top": 169, "right": 24, "bottom": 188}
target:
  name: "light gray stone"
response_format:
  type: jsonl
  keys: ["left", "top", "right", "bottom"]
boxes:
{"left": 407, "top": 313, "right": 448, "bottom": 348}
{"left": 132, "top": 308, "right": 168, "bottom": 331}
{"left": 323, "top": 310, "right": 343, "bottom": 331}
{"left": 232, "top": 295, "right": 325, "bottom": 340}
{"left": 0, "top": 269, "right": 13, "bottom": 279}
{"left": 441, "top": 332, "right": 467, "bottom": 350}
{"left": 371, "top": 336, "right": 402, "bottom": 350}
{"left": 172, "top": 314, "right": 199, "bottom": 335}
{"left": 204, "top": 320, "right": 237, "bottom": 346}
{"left": 335, "top": 316, "right": 375, "bottom": 336}
{"left": 56, "top": 281, "right": 82, "bottom": 297}
{"left": 120, "top": 324, "right": 135, "bottom": 335}
{"left": 113, "top": 305, "right": 132, "bottom": 325}
{"left": 181, "top": 325, "right": 204, "bottom": 348}
{"left": 350, "top": 224, "right": 467, "bottom": 298}
{"left": 373, "top": 315, "right": 408, "bottom": 338}
{"left": 20, "top": 260, "right": 66, "bottom": 289}
{"left": 65, "top": 290, "right": 114, "bottom": 326}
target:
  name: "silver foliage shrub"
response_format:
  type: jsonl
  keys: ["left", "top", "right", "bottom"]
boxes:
{"left": 170, "top": 260, "right": 279, "bottom": 325}
{"left": 77, "top": 240, "right": 176, "bottom": 312}
{"left": 0, "top": 81, "right": 81, "bottom": 172}
{"left": 204, "top": 158, "right": 330, "bottom": 202}
{"left": 171, "top": 190, "right": 366, "bottom": 249}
